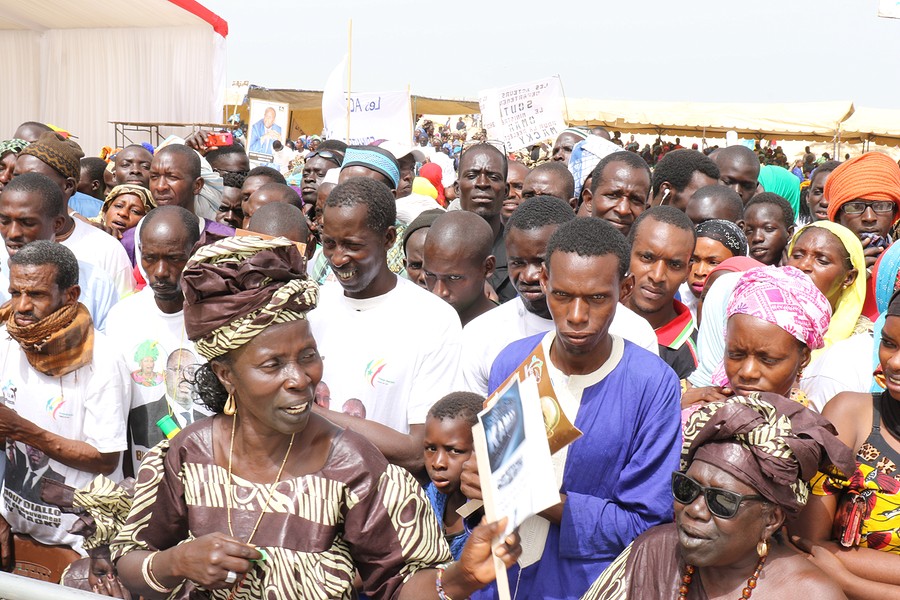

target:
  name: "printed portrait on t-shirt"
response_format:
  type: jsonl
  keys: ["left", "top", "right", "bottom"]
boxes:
{"left": 128, "top": 348, "right": 209, "bottom": 470}
{"left": 131, "top": 340, "right": 164, "bottom": 387}
{"left": 4, "top": 442, "right": 65, "bottom": 506}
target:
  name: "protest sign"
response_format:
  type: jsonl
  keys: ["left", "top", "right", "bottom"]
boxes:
{"left": 247, "top": 99, "right": 289, "bottom": 164}
{"left": 322, "top": 55, "right": 412, "bottom": 145}
{"left": 478, "top": 76, "right": 568, "bottom": 152}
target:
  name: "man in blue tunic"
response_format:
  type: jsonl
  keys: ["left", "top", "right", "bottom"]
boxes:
{"left": 465, "top": 217, "right": 682, "bottom": 600}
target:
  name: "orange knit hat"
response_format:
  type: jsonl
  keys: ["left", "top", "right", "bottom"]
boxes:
{"left": 825, "top": 152, "right": 900, "bottom": 222}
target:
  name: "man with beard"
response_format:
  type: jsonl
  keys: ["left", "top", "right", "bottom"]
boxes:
{"left": 456, "top": 143, "right": 516, "bottom": 302}
{"left": 105, "top": 206, "right": 205, "bottom": 475}
{"left": 0, "top": 241, "right": 129, "bottom": 558}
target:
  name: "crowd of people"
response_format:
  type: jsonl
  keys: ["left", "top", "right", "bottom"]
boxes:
{"left": 1, "top": 117, "right": 900, "bottom": 600}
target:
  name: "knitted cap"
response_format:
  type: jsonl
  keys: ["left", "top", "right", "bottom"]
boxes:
{"left": 20, "top": 132, "right": 84, "bottom": 180}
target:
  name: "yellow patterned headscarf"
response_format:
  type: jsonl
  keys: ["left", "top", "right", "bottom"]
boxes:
{"left": 787, "top": 221, "right": 866, "bottom": 358}
{"left": 182, "top": 235, "right": 318, "bottom": 360}
{"left": 682, "top": 393, "right": 855, "bottom": 515}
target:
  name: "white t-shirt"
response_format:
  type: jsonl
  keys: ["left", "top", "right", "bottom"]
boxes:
{"left": 308, "top": 276, "right": 462, "bottom": 433}
{"left": 459, "top": 296, "right": 659, "bottom": 396}
{"left": 801, "top": 332, "right": 874, "bottom": 412}
{"left": 0, "top": 328, "right": 130, "bottom": 554}
{"left": 104, "top": 288, "right": 210, "bottom": 472}
{"left": 62, "top": 218, "right": 135, "bottom": 298}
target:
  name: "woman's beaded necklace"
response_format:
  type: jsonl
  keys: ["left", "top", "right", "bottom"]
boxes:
{"left": 677, "top": 554, "right": 767, "bottom": 600}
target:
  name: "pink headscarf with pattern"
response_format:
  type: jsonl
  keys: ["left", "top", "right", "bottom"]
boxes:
{"left": 712, "top": 266, "right": 832, "bottom": 386}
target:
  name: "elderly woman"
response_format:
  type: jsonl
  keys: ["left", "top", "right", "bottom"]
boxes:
{"left": 96, "top": 184, "right": 156, "bottom": 239}
{"left": 793, "top": 290, "right": 900, "bottom": 598}
{"left": 684, "top": 266, "right": 831, "bottom": 411}
{"left": 582, "top": 393, "right": 853, "bottom": 599}
{"left": 111, "top": 236, "right": 518, "bottom": 599}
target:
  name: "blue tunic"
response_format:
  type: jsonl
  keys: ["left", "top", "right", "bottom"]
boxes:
{"left": 472, "top": 334, "right": 682, "bottom": 600}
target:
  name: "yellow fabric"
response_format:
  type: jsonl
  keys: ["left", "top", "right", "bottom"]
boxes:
{"left": 788, "top": 221, "right": 866, "bottom": 359}
{"left": 811, "top": 463, "right": 900, "bottom": 554}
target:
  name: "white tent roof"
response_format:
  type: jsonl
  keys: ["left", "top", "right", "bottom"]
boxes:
{"left": 564, "top": 99, "right": 855, "bottom": 142}
{"left": 839, "top": 107, "right": 900, "bottom": 145}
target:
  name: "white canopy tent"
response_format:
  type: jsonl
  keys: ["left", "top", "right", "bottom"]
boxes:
{"left": 564, "top": 99, "right": 856, "bottom": 143}
{"left": 839, "top": 107, "right": 900, "bottom": 146}
{"left": 0, "top": 0, "right": 227, "bottom": 156}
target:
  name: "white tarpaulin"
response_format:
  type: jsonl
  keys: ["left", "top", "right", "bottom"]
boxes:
{"left": 0, "top": 0, "right": 227, "bottom": 156}
{"left": 322, "top": 55, "right": 412, "bottom": 145}
{"left": 479, "top": 76, "right": 567, "bottom": 152}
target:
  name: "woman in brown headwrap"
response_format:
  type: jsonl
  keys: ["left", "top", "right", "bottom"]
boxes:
{"left": 95, "top": 184, "right": 156, "bottom": 239}
{"left": 582, "top": 393, "right": 854, "bottom": 600}
{"left": 110, "top": 235, "right": 519, "bottom": 599}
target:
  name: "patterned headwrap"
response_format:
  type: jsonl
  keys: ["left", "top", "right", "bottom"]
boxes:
{"left": 19, "top": 131, "right": 84, "bottom": 180}
{"left": 0, "top": 139, "right": 28, "bottom": 158}
{"left": 788, "top": 222, "right": 866, "bottom": 357}
{"left": 341, "top": 145, "right": 401, "bottom": 188}
{"left": 826, "top": 152, "right": 900, "bottom": 223}
{"left": 182, "top": 235, "right": 318, "bottom": 360}
{"left": 682, "top": 392, "right": 855, "bottom": 515}
{"left": 727, "top": 266, "right": 832, "bottom": 350}
{"left": 696, "top": 218, "right": 748, "bottom": 257}
{"left": 712, "top": 266, "right": 831, "bottom": 387}
{"left": 568, "top": 135, "right": 620, "bottom": 198}
{"left": 101, "top": 184, "right": 156, "bottom": 215}
{"left": 758, "top": 165, "right": 801, "bottom": 221}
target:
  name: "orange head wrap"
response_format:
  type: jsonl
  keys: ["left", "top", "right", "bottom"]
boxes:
{"left": 825, "top": 152, "right": 900, "bottom": 223}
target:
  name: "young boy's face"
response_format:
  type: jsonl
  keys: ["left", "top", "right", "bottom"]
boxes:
{"left": 742, "top": 203, "right": 792, "bottom": 266}
{"left": 424, "top": 416, "right": 474, "bottom": 496}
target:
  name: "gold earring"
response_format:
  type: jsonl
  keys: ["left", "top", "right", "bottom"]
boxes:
{"left": 756, "top": 539, "right": 768, "bottom": 558}
{"left": 224, "top": 391, "right": 236, "bottom": 416}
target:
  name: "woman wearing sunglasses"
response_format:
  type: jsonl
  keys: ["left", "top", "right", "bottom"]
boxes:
{"left": 582, "top": 393, "right": 854, "bottom": 599}
{"left": 793, "top": 290, "right": 900, "bottom": 598}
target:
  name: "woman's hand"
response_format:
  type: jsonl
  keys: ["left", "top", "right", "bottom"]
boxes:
{"left": 92, "top": 572, "right": 132, "bottom": 599}
{"left": 681, "top": 385, "right": 732, "bottom": 409}
{"left": 159, "top": 532, "right": 261, "bottom": 589}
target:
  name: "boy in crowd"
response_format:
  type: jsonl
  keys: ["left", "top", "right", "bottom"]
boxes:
{"left": 741, "top": 192, "right": 795, "bottom": 266}
{"left": 423, "top": 392, "right": 484, "bottom": 560}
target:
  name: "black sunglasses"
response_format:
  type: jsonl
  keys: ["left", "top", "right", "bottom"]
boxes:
{"left": 671, "top": 472, "right": 765, "bottom": 519}
{"left": 306, "top": 150, "right": 342, "bottom": 166}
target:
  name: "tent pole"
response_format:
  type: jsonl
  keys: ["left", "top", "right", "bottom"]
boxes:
{"left": 346, "top": 19, "right": 353, "bottom": 143}
{"left": 556, "top": 74, "right": 571, "bottom": 125}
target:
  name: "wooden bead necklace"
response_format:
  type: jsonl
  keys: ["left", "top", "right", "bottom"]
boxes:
{"left": 677, "top": 554, "right": 766, "bottom": 600}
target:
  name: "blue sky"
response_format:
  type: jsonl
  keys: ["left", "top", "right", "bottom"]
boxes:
{"left": 204, "top": 0, "right": 900, "bottom": 109}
